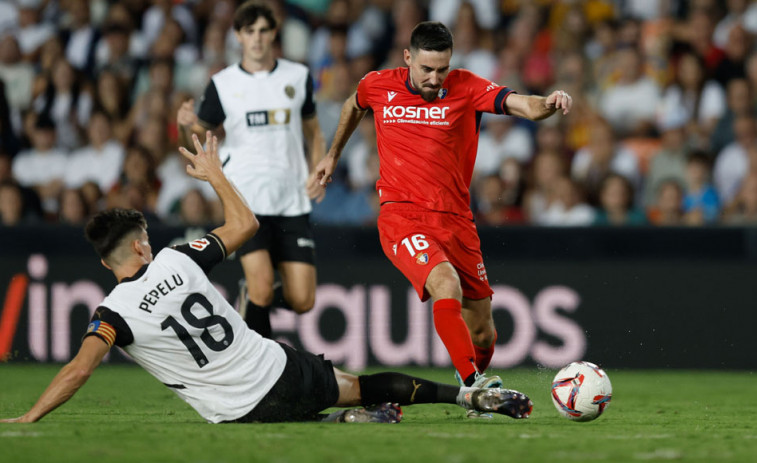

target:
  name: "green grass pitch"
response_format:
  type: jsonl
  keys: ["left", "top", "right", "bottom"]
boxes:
{"left": 1, "top": 364, "right": 756, "bottom": 463}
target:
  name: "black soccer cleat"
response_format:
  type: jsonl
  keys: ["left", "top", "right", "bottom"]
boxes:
{"left": 472, "top": 388, "right": 533, "bottom": 419}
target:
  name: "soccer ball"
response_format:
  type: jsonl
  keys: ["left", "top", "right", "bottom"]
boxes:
{"left": 551, "top": 361, "right": 612, "bottom": 422}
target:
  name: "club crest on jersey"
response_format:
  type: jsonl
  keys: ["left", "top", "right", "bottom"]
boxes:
{"left": 284, "top": 85, "right": 295, "bottom": 99}
{"left": 189, "top": 238, "right": 210, "bottom": 251}
{"left": 387, "top": 91, "right": 397, "bottom": 102}
{"left": 415, "top": 252, "right": 429, "bottom": 265}
{"left": 438, "top": 88, "right": 448, "bottom": 99}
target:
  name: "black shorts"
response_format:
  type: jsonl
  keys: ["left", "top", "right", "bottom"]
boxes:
{"left": 231, "top": 343, "right": 339, "bottom": 423}
{"left": 237, "top": 214, "right": 315, "bottom": 265}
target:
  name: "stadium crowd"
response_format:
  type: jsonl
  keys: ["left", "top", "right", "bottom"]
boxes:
{"left": 1, "top": 0, "right": 757, "bottom": 228}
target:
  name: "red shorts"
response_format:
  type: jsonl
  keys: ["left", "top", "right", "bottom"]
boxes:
{"left": 377, "top": 203, "right": 493, "bottom": 302}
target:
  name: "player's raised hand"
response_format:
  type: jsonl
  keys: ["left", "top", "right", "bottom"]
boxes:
{"left": 179, "top": 131, "right": 222, "bottom": 182}
{"left": 177, "top": 98, "right": 198, "bottom": 128}
{"left": 306, "top": 172, "right": 326, "bottom": 203}
{"left": 545, "top": 90, "right": 572, "bottom": 115}
{"left": 315, "top": 154, "right": 338, "bottom": 187}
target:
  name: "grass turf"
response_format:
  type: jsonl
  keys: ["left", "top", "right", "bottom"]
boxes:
{"left": 1, "top": 364, "right": 755, "bottom": 463}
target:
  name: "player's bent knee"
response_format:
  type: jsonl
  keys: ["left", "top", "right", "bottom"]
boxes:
{"left": 289, "top": 295, "right": 315, "bottom": 314}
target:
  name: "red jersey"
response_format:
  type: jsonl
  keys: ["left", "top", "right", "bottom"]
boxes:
{"left": 356, "top": 67, "right": 514, "bottom": 219}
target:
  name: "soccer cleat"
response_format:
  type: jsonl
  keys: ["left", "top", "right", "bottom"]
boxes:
{"left": 454, "top": 371, "right": 504, "bottom": 419}
{"left": 468, "top": 388, "right": 533, "bottom": 419}
{"left": 324, "top": 403, "right": 403, "bottom": 423}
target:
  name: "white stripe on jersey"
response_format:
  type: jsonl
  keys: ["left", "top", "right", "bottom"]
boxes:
{"left": 212, "top": 60, "right": 312, "bottom": 216}
{"left": 100, "top": 247, "right": 286, "bottom": 423}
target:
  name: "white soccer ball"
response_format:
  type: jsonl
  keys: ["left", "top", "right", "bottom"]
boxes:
{"left": 551, "top": 361, "right": 612, "bottom": 422}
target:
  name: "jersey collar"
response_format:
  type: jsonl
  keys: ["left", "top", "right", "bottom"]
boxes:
{"left": 404, "top": 68, "right": 420, "bottom": 95}
{"left": 120, "top": 264, "right": 149, "bottom": 284}
{"left": 238, "top": 59, "right": 279, "bottom": 76}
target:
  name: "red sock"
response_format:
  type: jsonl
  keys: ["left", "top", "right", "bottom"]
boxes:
{"left": 433, "top": 298, "right": 477, "bottom": 381}
{"left": 474, "top": 331, "right": 497, "bottom": 373}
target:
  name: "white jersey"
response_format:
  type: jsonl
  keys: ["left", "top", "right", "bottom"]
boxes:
{"left": 198, "top": 60, "right": 316, "bottom": 216}
{"left": 84, "top": 234, "right": 287, "bottom": 423}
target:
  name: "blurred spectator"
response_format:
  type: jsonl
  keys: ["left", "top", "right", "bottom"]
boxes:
{"left": 647, "top": 179, "right": 685, "bottom": 226}
{"left": 537, "top": 177, "right": 595, "bottom": 226}
{"left": 0, "top": 80, "right": 19, "bottom": 157}
{"left": 474, "top": 114, "right": 534, "bottom": 177}
{"left": 594, "top": 173, "right": 646, "bottom": 226}
{"left": 713, "top": 0, "right": 749, "bottom": 48}
{"left": 0, "top": 180, "right": 36, "bottom": 226}
{"left": 658, "top": 51, "right": 725, "bottom": 145}
{"left": 79, "top": 180, "right": 103, "bottom": 216}
{"left": 597, "top": 46, "right": 661, "bottom": 137}
{"left": 644, "top": 107, "right": 691, "bottom": 205}
{"left": 345, "top": 114, "right": 377, "bottom": 191}
{"left": 0, "top": 36, "right": 34, "bottom": 118}
{"left": 523, "top": 150, "right": 567, "bottom": 223}
{"left": 141, "top": 0, "right": 197, "bottom": 50}
{"left": 64, "top": 110, "right": 125, "bottom": 192}
{"left": 58, "top": 187, "right": 89, "bottom": 225}
{"left": 714, "top": 114, "right": 756, "bottom": 204}
{"left": 682, "top": 151, "right": 721, "bottom": 224}
{"left": 33, "top": 57, "right": 92, "bottom": 149}
{"left": 178, "top": 188, "right": 212, "bottom": 226}
{"left": 473, "top": 159, "right": 525, "bottom": 226}
{"left": 429, "top": 0, "right": 499, "bottom": 31}
{"left": 93, "top": 69, "right": 132, "bottom": 143}
{"left": 712, "top": 24, "right": 751, "bottom": 86}
{"left": 571, "top": 119, "right": 640, "bottom": 206}
{"left": 449, "top": 2, "right": 496, "bottom": 81}
{"left": 95, "top": 21, "right": 140, "bottom": 83}
{"left": 61, "top": 0, "right": 100, "bottom": 75}
{"left": 15, "top": 0, "right": 55, "bottom": 60}
{"left": 722, "top": 172, "right": 757, "bottom": 225}
{"left": 710, "top": 77, "right": 751, "bottom": 154}
{"left": 11, "top": 114, "right": 67, "bottom": 214}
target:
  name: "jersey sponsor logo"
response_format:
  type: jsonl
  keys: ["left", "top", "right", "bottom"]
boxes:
{"left": 246, "top": 109, "right": 291, "bottom": 127}
{"left": 189, "top": 238, "right": 210, "bottom": 251}
{"left": 477, "top": 262, "right": 488, "bottom": 281}
{"left": 381, "top": 105, "right": 451, "bottom": 126}
{"left": 297, "top": 237, "right": 315, "bottom": 248}
{"left": 387, "top": 91, "right": 397, "bottom": 102}
{"left": 415, "top": 252, "right": 429, "bottom": 265}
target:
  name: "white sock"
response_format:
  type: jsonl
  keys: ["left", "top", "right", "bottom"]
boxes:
{"left": 456, "top": 387, "right": 477, "bottom": 409}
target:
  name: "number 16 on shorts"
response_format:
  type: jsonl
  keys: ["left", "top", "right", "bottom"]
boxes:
{"left": 395, "top": 234, "right": 431, "bottom": 265}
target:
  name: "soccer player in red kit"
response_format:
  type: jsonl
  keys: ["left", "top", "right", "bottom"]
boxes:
{"left": 315, "top": 21, "right": 572, "bottom": 416}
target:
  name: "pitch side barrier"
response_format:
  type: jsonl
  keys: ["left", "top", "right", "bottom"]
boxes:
{"left": 1, "top": 225, "right": 756, "bottom": 369}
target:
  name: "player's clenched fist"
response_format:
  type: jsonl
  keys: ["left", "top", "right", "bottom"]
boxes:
{"left": 177, "top": 99, "right": 199, "bottom": 128}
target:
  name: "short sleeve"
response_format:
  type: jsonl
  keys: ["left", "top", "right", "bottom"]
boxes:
{"left": 301, "top": 72, "right": 316, "bottom": 118}
{"left": 84, "top": 306, "right": 134, "bottom": 348}
{"left": 462, "top": 70, "right": 516, "bottom": 114}
{"left": 356, "top": 72, "right": 377, "bottom": 110}
{"left": 171, "top": 232, "right": 227, "bottom": 274}
{"left": 197, "top": 80, "right": 226, "bottom": 128}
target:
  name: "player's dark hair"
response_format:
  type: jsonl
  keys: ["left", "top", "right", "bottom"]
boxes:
{"left": 233, "top": 1, "right": 277, "bottom": 31}
{"left": 85, "top": 208, "right": 147, "bottom": 261}
{"left": 410, "top": 21, "right": 453, "bottom": 53}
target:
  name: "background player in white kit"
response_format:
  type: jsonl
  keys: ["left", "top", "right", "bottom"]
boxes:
{"left": 0, "top": 131, "right": 532, "bottom": 424}
{"left": 177, "top": 1, "right": 325, "bottom": 338}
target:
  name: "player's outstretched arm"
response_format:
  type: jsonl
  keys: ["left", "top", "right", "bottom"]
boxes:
{"left": 0, "top": 337, "right": 109, "bottom": 423}
{"left": 179, "top": 132, "right": 258, "bottom": 254}
{"left": 505, "top": 90, "right": 573, "bottom": 121}
{"left": 316, "top": 91, "right": 367, "bottom": 186}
